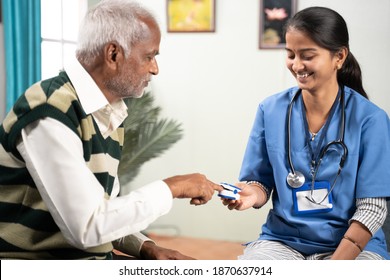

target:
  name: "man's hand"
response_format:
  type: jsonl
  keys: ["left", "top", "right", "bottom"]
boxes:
{"left": 163, "top": 173, "right": 223, "bottom": 205}
{"left": 140, "top": 241, "right": 195, "bottom": 260}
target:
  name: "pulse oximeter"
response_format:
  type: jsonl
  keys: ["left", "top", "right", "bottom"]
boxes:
{"left": 218, "top": 182, "right": 241, "bottom": 200}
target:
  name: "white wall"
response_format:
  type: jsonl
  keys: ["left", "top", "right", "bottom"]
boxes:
{"left": 125, "top": 0, "right": 390, "bottom": 242}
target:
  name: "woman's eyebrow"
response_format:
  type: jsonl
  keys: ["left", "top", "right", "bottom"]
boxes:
{"left": 285, "top": 47, "right": 317, "bottom": 52}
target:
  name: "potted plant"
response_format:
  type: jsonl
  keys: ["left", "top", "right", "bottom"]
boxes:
{"left": 118, "top": 92, "right": 183, "bottom": 188}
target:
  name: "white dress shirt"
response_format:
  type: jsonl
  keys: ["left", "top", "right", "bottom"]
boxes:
{"left": 15, "top": 56, "right": 173, "bottom": 256}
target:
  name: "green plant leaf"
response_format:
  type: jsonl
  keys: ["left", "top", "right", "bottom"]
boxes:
{"left": 118, "top": 92, "right": 183, "bottom": 186}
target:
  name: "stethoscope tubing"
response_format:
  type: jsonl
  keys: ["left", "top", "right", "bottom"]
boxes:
{"left": 287, "top": 87, "right": 348, "bottom": 191}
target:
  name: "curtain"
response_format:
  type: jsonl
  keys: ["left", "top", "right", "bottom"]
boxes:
{"left": 2, "top": 0, "right": 41, "bottom": 113}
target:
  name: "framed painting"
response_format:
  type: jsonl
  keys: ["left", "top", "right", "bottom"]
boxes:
{"left": 259, "top": 0, "right": 297, "bottom": 49}
{"left": 167, "top": 0, "right": 216, "bottom": 33}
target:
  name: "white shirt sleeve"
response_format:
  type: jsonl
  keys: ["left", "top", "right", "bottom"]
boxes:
{"left": 16, "top": 117, "right": 173, "bottom": 249}
{"left": 112, "top": 232, "right": 154, "bottom": 258}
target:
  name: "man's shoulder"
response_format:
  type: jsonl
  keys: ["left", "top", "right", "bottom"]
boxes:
{"left": 23, "top": 72, "right": 81, "bottom": 114}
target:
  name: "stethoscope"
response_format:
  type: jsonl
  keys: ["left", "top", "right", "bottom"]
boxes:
{"left": 286, "top": 87, "right": 348, "bottom": 205}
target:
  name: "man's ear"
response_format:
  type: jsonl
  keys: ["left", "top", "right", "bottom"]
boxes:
{"left": 104, "top": 42, "right": 123, "bottom": 70}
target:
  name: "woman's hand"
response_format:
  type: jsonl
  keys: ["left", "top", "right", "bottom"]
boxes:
{"left": 221, "top": 182, "right": 266, "bottom": 211}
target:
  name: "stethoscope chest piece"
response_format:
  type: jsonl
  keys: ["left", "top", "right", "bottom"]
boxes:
{"left": 287, "top": 171, "right": 305, "bottom": 188}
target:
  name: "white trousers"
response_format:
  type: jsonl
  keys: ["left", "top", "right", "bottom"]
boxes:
{"left": 238, "top": 240, "right": 383, "bottom": 260}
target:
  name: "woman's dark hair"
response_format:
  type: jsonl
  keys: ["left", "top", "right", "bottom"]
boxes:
{"left": 284, "top": 6, "right": 368, "bottom": 98}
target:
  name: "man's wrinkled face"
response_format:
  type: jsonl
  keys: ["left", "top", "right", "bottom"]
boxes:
{"left": 106, "top": 21, "right": 161, "bottom": 99}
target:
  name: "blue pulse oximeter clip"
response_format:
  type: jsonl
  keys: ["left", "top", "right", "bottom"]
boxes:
{"left": 218, "top": 182, "right": 241, "bottom": 200}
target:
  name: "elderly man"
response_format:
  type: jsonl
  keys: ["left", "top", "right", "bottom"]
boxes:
{"left": 0, "top": 0, "right": 221, "bottom": 260}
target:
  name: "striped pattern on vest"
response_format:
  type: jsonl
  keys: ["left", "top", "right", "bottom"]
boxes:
{"left": 0, "top": 71, "right": 124, "bottom": 259}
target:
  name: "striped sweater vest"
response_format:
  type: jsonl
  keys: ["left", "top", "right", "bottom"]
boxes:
{"left": 0, "top": 71, "right": 124, "bottom": 259}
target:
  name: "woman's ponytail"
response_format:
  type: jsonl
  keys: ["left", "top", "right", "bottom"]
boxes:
{"left": 338, "top": 52, "right": 368, "bottom": 99}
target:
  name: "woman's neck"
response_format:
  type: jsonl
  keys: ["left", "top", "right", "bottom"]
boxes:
{"left": 302, "top": 85, "right": 339, "bottom": 133}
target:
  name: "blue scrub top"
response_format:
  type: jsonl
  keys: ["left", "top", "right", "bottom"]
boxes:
{"left": 239, "top": 86, "right": 390, "bottom": 258}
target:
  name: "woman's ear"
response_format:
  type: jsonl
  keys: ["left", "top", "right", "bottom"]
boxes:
{"left": 336, "top": 47, "right": 348, "bottom": 69}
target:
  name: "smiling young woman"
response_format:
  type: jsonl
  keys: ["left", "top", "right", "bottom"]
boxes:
{"left": 221, "top": 6, "right": 390, "bottom": 260}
